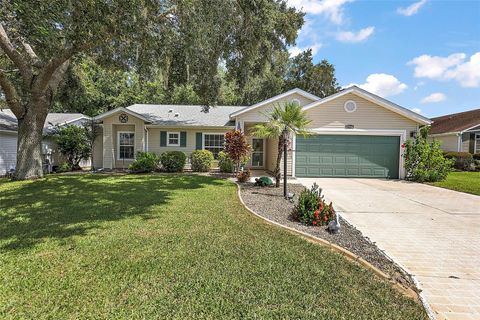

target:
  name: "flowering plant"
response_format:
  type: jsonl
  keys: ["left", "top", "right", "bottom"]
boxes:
{"left": 292, "top": 183, "right": 336, "bottom": 226}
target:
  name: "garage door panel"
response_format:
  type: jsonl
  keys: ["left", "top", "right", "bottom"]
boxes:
{"left": 295, "top": 135, "right": 399, "bottom": 179}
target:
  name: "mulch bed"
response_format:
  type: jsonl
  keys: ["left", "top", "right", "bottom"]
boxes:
{"left": 239, "top": 182, "right": 417, "bottom": 291}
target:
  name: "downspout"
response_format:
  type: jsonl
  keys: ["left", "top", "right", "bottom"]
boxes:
{"left": 145, "top": 127, "right": 149, "bottom": 152}
{"left": 457, "top": 132, "right": 462, "bottom": 152}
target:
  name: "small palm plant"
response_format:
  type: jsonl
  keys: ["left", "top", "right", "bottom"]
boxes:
{"left": 252, "top": 102, "right": 311, "bottom": 187}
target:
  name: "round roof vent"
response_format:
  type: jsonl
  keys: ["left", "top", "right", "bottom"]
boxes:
{"left": 344, "top": 100, "right": 357, "bottom": 113}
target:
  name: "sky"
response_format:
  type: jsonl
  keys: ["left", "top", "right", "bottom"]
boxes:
{"left": 286, "top": 0, "right": 480, "bottom": 118}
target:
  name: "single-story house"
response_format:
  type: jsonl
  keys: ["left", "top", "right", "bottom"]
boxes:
{"left": 93, "top": 85, "right": 431, "bottom": 179}
{"left": 429, "top": 108, "right": 480, "bottom": 154}
{"left": 0, "top": 109, "right": 90, "bottom": 175}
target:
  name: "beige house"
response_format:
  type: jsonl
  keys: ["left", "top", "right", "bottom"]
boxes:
{"left": 93, "top": 86, "right": 431, "bottom": 179}
{"left": 429, "top": 108, "right": 480, "bottom": 154}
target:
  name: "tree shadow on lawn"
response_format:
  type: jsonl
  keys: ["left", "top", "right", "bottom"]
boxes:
{"left": 0, "top": 174, "right": 223, "bottom": 251}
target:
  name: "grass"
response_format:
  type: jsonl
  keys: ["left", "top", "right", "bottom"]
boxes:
{"left": 430, "top": 171, "right": 480, "bottom": 195}
{"left": 0, "top": 174, "right": 427, "bottom": 319}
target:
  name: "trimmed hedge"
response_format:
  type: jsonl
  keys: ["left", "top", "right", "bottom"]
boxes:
{"left": 473, "top": 153, "right": 480, "bottom": 160}
{"left": 218, "top": 151, "right": 234, "bottom": 173}
{"left": 191, "top": 150, "right": 214, "bottom": 172}
{"left": 160, "top": 151, "right": 186, "bottom": 172}
{"left": 443, "top": 152, "right": 474, "bottom": 171}
{"left": 129, "top": 152, "right": 160, "bottom": 173}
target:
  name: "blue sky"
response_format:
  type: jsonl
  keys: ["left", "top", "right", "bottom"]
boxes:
{"left": 287, "top": 0, "right": 480, "bottom": 117}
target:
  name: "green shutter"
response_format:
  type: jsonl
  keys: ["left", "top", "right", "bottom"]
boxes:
{"left": 196, "top": 132, "right": 203, "bottom": 150}
{"left": 160, "top": 131, "right": 167, "bottom": 147}
{"left": 180, "top": 132, "right": 187, "bottom": 147}
{"left": 469, "top": 133, "right": 475, "bottom": 154}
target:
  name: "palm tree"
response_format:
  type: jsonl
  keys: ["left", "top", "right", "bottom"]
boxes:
{"left": 252, "top": 102, "right": 311, "bottom": 187}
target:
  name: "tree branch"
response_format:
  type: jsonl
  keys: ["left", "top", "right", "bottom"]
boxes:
{"left": 32, "top": 46, "right": 74, "bottom": 96}
{"left": 0, "top": 70, "right": 24, "bottom": 117}
{"left": 48, "top": 59, "right": 70, "bottom": 92}
{"left": 0, "top": 23, "right": 32, "bottom": 84}
{"left": 22, "top": 41, "right": 43, "bottom": 67}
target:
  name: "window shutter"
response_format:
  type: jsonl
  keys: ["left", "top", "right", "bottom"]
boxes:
{"left": 160, "top": 131, "right": 167, "bottom": 147}
{"left": 196, "top": 132, "right": 203, "bottom": 150}
{"left": 469, "top": 133, "right": 475, "bottom": 154}
{"left": 180, "top": 132, "right": 187, "bottom": 147}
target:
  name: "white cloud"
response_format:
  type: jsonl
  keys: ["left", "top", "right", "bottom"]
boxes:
{"left": 408, "top": 52, "right": 480, "bottom": 87}
{"left": 411, "top": 108, "right": 422, "bottom": 114}
{"left": 288, "top": 0, "right": 354, "bottom": 24}
{"left": 288, "top": 43, "right": 322, "bottom": 57}
{"left": 397, "top": 0, "right": 428, "bottom": 16}
{"left": 336, "top": 26, "right": 375, "bottom": 43}
{"left": 347, "top": 73, "right": 408, "bottom": 97}
{"left": 421, "top": 92, "right": 446, "bottom": 104}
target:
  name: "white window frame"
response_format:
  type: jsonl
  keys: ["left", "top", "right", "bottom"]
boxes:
{"left": 117, "top": 131, "right": 135, "bottom": 160}
{"left": 167, "top": 131, "right": 180, "bottom": 147}
{"left": 202, "top": 133, "right": 225, "bottom": 157}
{"left": 250, "top": 138, "right": 266, "bottom": 168}
{"left": 475, "top": 133, "right": 480, "bottom": 154}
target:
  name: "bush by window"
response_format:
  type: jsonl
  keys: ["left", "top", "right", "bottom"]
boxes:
{"left": 191, "top": 150, "right": 214, "bottom": 172}
{"left": 218, "top": 151, "right": 234, "bottom": 173}
{"left": 443, "top": 152, "right": 474, "bottom": 171}
{"left": 160, "top": 151, "right": 186, "bottom": 172}
{"left": 128, "top": 152, "right": 160, "bottom": 173}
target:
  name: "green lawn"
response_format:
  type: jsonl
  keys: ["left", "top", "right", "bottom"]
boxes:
{"left": 0, "top": 174, "right": 426, "bottom": 319}
{"left": 431, "top": 171, "right": 480, "bottom": 195}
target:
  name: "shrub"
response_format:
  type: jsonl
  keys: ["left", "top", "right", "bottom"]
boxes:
{"left": 443, "top": 152, "right": 474, "bottom": 171}
{"left": 128, "top": 152, "right": 160, "bottom": 173}
{"left": 236, "top": 169, "right": 251, "bottom": 183}
{"left": 224, "top": 130, "right": 250, "bottom": 173}
{"left": 56, "top": 162, "right": 72, "bottom": 173}
{"left": 404, "top": 127, "right": 453, "bottom": 182}
{"left": 292, "top": 182, "right": 335, "bottom": 226}
{"left": 190, "top": 150, "right": 214, "bottom": 172}
{"left": 473, "top": 153, "right": 480, "bottom": 160}
{"left": 51, "top": 125, "right": 90, "bottom": 169}
{"left": 160, "top": 151, "right": 186, "bottom": 172}
{"left": 218, "top": 151, "right": 234, "bottom": 173}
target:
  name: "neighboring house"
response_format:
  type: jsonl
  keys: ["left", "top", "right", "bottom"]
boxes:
{"left": 0, "top": 109, "right": 90, "bottom": 175}
{"left": 93, "top": 86, "right": 430, "bottom": 179}
{"left": 429, "top": 108, "right": 480, "bottom": 154}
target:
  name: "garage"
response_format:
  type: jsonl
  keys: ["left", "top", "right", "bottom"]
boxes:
{"left": 295, "top": 135, "right": 400, "bottom": 179}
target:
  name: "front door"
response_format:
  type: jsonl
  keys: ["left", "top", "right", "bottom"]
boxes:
{"left": 251, "top": 138, "right": 264, "bottom": 167}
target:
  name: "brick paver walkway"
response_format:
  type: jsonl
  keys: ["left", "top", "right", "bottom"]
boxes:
{"left": 298, "top": 178, "right": 480, "bottom": 320}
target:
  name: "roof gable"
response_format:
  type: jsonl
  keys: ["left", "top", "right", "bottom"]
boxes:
{"left": 229, "top": 88, "right": 320, "bottom": 118}
{"left": 302, "top": 86, "right": 431, "bottom": 125}
{"left": 94, "top": 107, "right": 151, "bottom": 123}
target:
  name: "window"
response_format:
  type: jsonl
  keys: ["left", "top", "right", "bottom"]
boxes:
{"left": 251, "top": 138, "right": 264, "bottom": 167}
{"left": 167, "top": 132, "right": 180, "bottom": 146}
{"left": 203, "top": 133, "right": 225, "bottom": 159}
{"left": 476, "top": 133, "right": 480, "bottom": 154}
{"left": 118, "top": 132, "right": 135, "bottom": 159}
{"left": 344, "top": 100, "right": 357, "bottom": 113}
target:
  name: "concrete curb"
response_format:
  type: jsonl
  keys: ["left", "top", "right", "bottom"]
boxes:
{"left": 234, "top": 182, "right": 426, "bottom": 306}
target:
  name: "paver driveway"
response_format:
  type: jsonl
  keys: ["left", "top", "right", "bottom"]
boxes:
{"left": 298, "top": 178, "right": 480, "bottom": 320}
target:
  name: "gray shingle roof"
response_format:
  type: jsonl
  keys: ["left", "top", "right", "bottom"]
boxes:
{"left": 0, "top": 109, "right": 88, "bottom": 132}
{"left": 127, "top": 104, "right": 246, "bottom": 127}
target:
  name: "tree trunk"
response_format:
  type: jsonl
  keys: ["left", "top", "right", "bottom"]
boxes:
{"left": 15, "top": 104, "right": 48, "bottom": 180}
{"left": 274, "top": 135, "right": 284, "bottom": 187}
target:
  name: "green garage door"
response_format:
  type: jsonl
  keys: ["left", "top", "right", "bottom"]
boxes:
{"left": 295, "top": 135, "right": 400, "bottom": 179}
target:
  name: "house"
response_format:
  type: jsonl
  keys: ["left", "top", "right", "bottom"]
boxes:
{"left": 429, "top": 108, "right": 480, "bottom": 154}
{"left": 93, "top": 86, "right": 431, "bottom": 179}
{"left": 0, "top": 109, "right": 90, "bottom": 175}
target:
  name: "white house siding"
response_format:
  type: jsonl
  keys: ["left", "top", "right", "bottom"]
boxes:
{"left": 92, "top": 126, "right": 103, "bottom": 169}
{"left": 235, "top": 93, "right": 316, "bottom": 123}
{"left": 431, "top": 134, "right": 460, "bottom": 152}
{"left": 147, "top": 127, "right": 231, "bottom": 160}
{"left": 462, "top": 133, "right": 471, "bottom": 153}
{"left": 102, "top": 112, "right": 145, "bottom": 169}
{"left": 0, "top": 131, "right": 17, "bottom": 175}
{"left": 304, "top": 93, "right": 419, "bottom": 133}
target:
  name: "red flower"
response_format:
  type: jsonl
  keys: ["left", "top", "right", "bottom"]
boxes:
{"left": 312, "top": 220, "right": 317, "bottom": 225}
{"left": 401, "top": 143, "right": 406, "bottom": 148}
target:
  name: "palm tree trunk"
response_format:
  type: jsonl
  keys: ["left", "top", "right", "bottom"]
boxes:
{"left": 274, "top": 135, "right": 284, "bottom": 187}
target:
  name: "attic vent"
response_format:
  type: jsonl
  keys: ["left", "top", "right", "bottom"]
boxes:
{"left": 344, "top": 100, "right": 357, "bottom": 113}
{"left": 174, "top": 113, "right": 179, "bottom": 117}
